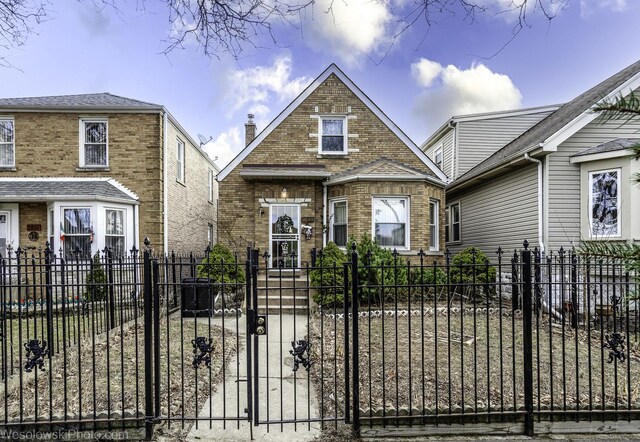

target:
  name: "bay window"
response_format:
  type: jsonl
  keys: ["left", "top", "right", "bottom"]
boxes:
{"left": 63, "top": 208, "right": 92, "bottom": 258}
{"left": 105, "top": 209, "right": 126, "bottom": 257}
{"left": 330, "top": 200, "right": 348, "bottom": 247}
{"left": 373, "top": 197, "right": 409, "bottom": 249}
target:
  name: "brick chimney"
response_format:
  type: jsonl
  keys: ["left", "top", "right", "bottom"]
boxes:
{"left": 245, "top": 114, "right": 256, "bottom": 146}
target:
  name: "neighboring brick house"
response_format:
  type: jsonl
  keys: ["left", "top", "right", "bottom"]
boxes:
{"left": 0, "top": 93, "right": 218, "bottom": 257}
{"left": 217, "top": 64, "right": 447, "bottom": 267}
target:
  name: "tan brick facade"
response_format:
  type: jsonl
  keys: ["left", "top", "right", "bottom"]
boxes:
{"left": 0, "top": 109, "right": 217, "bottom": 255}
{"left": 218, "top": 72, "right": 445, "bottom": 264}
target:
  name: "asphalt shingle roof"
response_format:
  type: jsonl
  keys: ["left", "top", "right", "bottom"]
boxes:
{"left": 572, "top": 138, "right": 640, "bottom": 157}
{"left": 0, "top": 93, "right": 162, "bottom": 110}
{"left": 450, "top": 59, "right": 640, "bottom": 188}
{"left": 0, "top": 179, "right": 138, "bottom": 202}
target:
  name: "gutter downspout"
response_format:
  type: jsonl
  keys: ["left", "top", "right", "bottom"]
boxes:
{"left": 322, "top": 182, "right": 328, "bottom": 248}
{"left": 163, "top": 110, "right": 169, "bottom": 253}
{"left": 524, "top": 153, "right": 544, "bottom": 254}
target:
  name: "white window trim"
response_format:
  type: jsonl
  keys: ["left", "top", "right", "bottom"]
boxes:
{"left": 105, "top": 207, "right": 126, "bottom": 256}
{"left": 61, "top": 205, "right": 93, "bottom": 258}
{"left": 318, "top": 115, "right": 347, "bottom": 155}
{"left": 445, "top": 202, "right": 461, "bottom": 244}
{"left": 79, "top": 118, "right": 109, "bottom": 168}
{"left": 371, "top": 196, "right": 410, "bottom": 250}
{"left": 177, "top": 138, "right": 185, "bottom": 183}
{"left": 434, "top": 147, "right": 443, "bottom": 170}
{"left": 0, "top": 117, "right": 15, "bottom": 168}
{"left": 329, "top": 198, "right": 348, "bottom": 248}
{"left": 588, "top": 168, "right": 621, "bottom": 239}
{"left": 429, "top": 199, "right": 439, "bottom": 252}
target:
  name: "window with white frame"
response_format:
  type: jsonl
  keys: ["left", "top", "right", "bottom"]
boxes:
{"left": 429, "top": 200, "right": 439, "bottom": 251}
{"left": 589, "top": 169, "right": 621, "bottom": 237}
{"left": 373, "top": 197, "right": 409, "bottom": 249}
{"left": 330, "top": 200, "right": 348, "bottom": 247}
{"left": 208, "top": 223, "right": 214, "bottom": 246}
{"left": 0, "top": 118, "right": 14, "bottom": 167}
{"left": 177, "top": 139, "right": 185, "bottom": 182}
{"left": 434, "top": 147, "right": 443, "bottom": 170}
{"left": 319, "top": 117, "right": 346, "bottom": 154}
{"left": 63, "top": 208, "right": 92, "bottom": 258}
{"left": 80, "top": 119, "right": 108, "bottom": 167}
{"left": 208, "top": 169, "right": 215, "bottom": 202}
{"left": 445, "top": 203, "right": 461, "bottom": 243}
{"left": 105, "top": 209, "right": 125, "bottom": 257}
{"left": 49, "top": 210, "right": 54, "bottom": 252}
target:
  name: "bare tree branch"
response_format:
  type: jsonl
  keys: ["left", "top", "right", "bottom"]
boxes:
{"left": 0, "top": 0, "right": 49, "bottom": 68}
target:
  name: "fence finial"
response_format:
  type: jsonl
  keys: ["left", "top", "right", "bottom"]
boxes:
{"left": 523, "top": 239, "right": 529, "bottom": 250}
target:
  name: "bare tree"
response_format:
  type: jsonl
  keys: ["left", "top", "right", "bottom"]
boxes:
{"left": 0, "top": 0, "right": 568, "bottom": 64}
{"left": 0, "top": 0, "right": 48, "bottom": 68}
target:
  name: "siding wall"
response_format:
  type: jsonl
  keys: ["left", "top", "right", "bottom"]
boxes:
{"left": 447, "top": 164, "right": 539, "bottom": 262}
{"left": 547, "top": 116, "right": 640, "bottom": 251}
{"left": 457, "top": 110, "right": 555, "bottom": 177}
{"left": 424, "top": 130, "right": 454, "bottom": 179}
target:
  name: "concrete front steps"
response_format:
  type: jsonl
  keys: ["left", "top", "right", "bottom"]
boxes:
{"left": 255, "top": 270, "right": 311, "bottom": 315}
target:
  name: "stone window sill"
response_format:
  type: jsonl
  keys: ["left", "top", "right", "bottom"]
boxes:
{"left": 0, "top": 167, "right": 16, "bottom": 171}
{"left": 76, "top": 167, "right": 110, "bottom": 172}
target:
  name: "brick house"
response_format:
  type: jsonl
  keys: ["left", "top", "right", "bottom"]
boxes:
{"left": 0, "top": 93, "right": 218, "bottom": 257}
{"left": 217, "top": 65, "right": 447, "bottom": 267}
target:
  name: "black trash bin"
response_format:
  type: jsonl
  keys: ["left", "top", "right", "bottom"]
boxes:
{"left": 181, "top": 278, "right": 213, "bottom": 317}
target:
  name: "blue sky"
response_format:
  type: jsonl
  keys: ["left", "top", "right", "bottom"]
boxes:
{"left": 1, "top": 0, "right": 638, "bottom": 168}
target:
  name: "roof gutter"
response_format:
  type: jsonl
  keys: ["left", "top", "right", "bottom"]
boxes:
{"left": 523, "top": 153, "right": 545, "bottom": 254}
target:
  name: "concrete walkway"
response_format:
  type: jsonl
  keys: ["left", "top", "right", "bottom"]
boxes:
{"left": 186, "top": 314, "right": 321, "bottom": 441}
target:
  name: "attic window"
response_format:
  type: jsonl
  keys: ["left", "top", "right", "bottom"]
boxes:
{"left": 319, "top": 117, "right": 347, "bottom": 154}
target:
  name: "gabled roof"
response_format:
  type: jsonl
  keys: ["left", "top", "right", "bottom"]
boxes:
{"left": 449, "top": 59, "right": 640, "bottom": 190}
{"left": 0, "top": 93, "right": 162, "bottom": 111}
{"left": 0, "top": 178, "right": 139, "bottom": 203}
{"left": 217, "top": 64, "right": 447, "bottom": 183}
{"left": 326, "top": 157, "right": 439, "bottom": 186}
{"left": 420, "top": 104, "right": 562, "bottom": 149}
{"left": 572, "top": 137, "right": 640, "bottom": 157}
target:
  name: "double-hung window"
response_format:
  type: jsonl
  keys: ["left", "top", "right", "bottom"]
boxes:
{"left": 373, "top": 197, "right": 409, "bottom": 249}
{"left": 177, "top": 139, "right": 185, "bottom": 183}
{"left": 63, "top": 208, "right": 92, "bottom": 258}
{"left": 105, "top": 209, "right": 125, "bottom": 257}
{"left": 429, "top": 200, "right": 439, "bottom": 251}
{"left": 330, "top": 200, "right": 348, "bottom": 247}
{"left": 434, "top": 147, "right": 443, "bottom": 170}
{"left": 0, "top": 118, "right": 14, "bottom": 168}
{"left": 445, "top": 203, "right": 461, "bottom": 243}
{"left": 319, "top": 117, "right": 346, "bottom": 154}
{"left": 589, "top": 169, "right": 621, "bottom": 237}
{"left": 81, "top": 119, "right": 108, "bottom": 167}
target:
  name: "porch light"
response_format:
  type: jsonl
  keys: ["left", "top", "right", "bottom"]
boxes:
{"left": 280, "top": 188, "right": 288, "bottom": 199}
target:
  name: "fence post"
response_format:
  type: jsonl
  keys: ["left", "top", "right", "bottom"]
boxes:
{"left": 106, "top": 248, "right": 116, "bottom": 329}
{"left": 343, "top": 261, "right": 350, "bottom": 424}
{"left": 143, "top": 239, "right": 154, "bottom": 440}
{"left": 252, "top": 249, "right": 260, "bottom": 426}
{"left": 512, "top": 251, "right": 520, "bottom": 311}
{"left": 44, "top": 243, "right": 55, "bottom": 357}
{"left": 245, "top": 247, "right": 253, "bottom": 427}
{"left": 153, "top": 260, "right": 161, "bottom": 420}
{"left": 571, "top": 250, "right": 578, "bottom": 330}
{"left": 522, "top": 240, "right": 534, "bottom": 436}
{"left": 350, "top": 242, "right": 360, "bottom": 436}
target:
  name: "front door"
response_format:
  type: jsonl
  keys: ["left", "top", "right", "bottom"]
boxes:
{"left": 269, "top": 204, "right": 299, "bottom": 268}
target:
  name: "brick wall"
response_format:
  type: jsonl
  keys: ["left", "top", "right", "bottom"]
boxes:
{"left": 166, "top": 119, "right": 218, "bottom": 254}
{"left": 0, "top": 112, "right": 164, "bottom": 251}
{"left": 19, "top": 203, "right": 48, "bottom": 252}
{"left": 219, "top": 74, "right": 445, "bottom": 262}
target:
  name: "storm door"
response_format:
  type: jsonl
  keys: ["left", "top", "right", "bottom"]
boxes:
{"left": 269, "top": 204, "right": 300, "bottom": 268}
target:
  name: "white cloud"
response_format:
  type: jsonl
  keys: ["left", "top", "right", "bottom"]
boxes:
{"left": 204, "top": 127, "right": 242, "bottom": 169}
{"left": 580, "top": 0, "right": 627, "bottom": 17}
{"left": 302, "top": 0, "right": 395, "bottom": 66}
{"left": 411, "top": 58, "right": 522, "bottom": 130}
{"left": 208, "top": 55, "right": 312, "bottom": 168}
{"left": 411, "top": 59, "right": 443, "bottom": 88}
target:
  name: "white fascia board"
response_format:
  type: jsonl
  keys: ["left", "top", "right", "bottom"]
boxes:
{"left": 420, "top": 119, "right": 454, "bottom": 150}
{"left": 0, "top": 177, "right": 139, "bottom": 201}
{"left": 326, "top": 174, "right": 444, "bottom": 187}
{"left": 451, "top": 104, "right": 562, "bottom": 123}
{"left": 0, "top": 195, "right": 140, "bottom": 205}
{"left": 217, "top": 64, "right": 448, "bottom": 184}
{"left": 542, "top": 73, "right": 640, "bottom": 152}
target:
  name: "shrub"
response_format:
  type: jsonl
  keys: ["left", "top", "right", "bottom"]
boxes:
{"left": 197, "top": 243, "right": 246, "bottom": 288}
{"left": 85, "top": 253, "right": 107, "bottom": 302}
{"left": 353, "top": 235, "right": 408, "bottom": 305}
{"left": 449, "top": 247, "right": 497, "bottom": 298}
{"left": 410, "top": 265, "right": 447, "bottom": 286}
{"left": 310, "top": 242, "right": 348, "bottom": 307}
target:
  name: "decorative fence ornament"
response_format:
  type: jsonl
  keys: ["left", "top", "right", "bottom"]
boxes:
{"left": 290, "top": 340, "right": 312, "bottom": 372}
{"left": 24, "top": 340, "right": 48, "bottom": 372}
{"left": 604, "top": 333, "right": 626, "bottom": 364}
{"left": 192, "top": 337, "right": 215, "bottom": 369}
